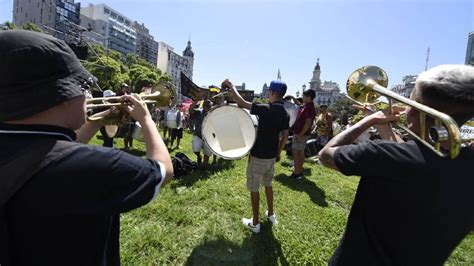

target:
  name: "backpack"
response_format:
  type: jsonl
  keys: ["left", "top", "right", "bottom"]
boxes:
{"left": 172, "top": 152, "right": 198, "bottom": 178}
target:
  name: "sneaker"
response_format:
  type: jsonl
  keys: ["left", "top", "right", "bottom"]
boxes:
{"left": 265, "top": 210, "right": 277, "bottom": 225}
{"left": 242, "top": 218, "right": 261, "bottom": 233}
{"left": 293, "top": 173, "right": 304, "bottom": 180}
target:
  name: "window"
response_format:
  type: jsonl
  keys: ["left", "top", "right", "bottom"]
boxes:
{"left": 104, "top": 8, "right": 110, "bottom": 14}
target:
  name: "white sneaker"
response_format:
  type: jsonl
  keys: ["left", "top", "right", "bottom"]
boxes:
{"left": 265, "top": 210, "right": 278, "bottom": 225}
{"left": 242, "top": 218, "right": 261, "bottom": 233}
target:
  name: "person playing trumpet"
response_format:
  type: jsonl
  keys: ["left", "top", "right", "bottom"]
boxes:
{"left": 318, "top": 64, "right": 474, "bottom": 265}
{"left": 0, "top": 31, "right": 173, "bottom": 265}
{"left": 222, "top": 79, "right": 289, "bottom": 233}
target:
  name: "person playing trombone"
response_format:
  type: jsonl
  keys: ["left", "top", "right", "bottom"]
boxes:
{"left": 318, "top": 64, "right": 474, "bottom": 265}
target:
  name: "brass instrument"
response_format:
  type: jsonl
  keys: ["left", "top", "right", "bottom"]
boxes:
{"left": 346, "top": 65, "right": 471, "bottom": 159}
{"left": 86, "top": 80, "right": 176, "bottom": 126}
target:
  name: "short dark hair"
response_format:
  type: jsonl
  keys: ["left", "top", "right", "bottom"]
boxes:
{"left": 303, "top": 89, "right": 316, "bottom": 100}
{"left": 414, "top": 64, "right": 474, "bottom": 124}
{"left": 270, "top": 90, "right": 285, "bottom": 99}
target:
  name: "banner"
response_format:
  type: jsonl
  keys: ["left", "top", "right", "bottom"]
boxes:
{"left": 180, "top": 72, "right": 208, "bottom": 100}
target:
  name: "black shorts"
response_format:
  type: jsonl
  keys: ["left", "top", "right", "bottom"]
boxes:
{"left": 171, "top": 128, "right": 183, "bottom": 139}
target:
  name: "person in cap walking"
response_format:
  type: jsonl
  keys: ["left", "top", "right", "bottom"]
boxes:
{"left": 0, "top": 30, "right": 173, "bottom": 265}
{"left": 221, "top": 79, "right": 289, "bottom": 233}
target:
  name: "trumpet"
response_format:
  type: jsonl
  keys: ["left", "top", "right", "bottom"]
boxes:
{"left": 86, "top": 92, "right": 161, "bottom": 109}
{"left": 346, "top": 65, "right": 471, "bottom": 159}
{"left": 86, "top": 80, "right": 176, "bottom": 125}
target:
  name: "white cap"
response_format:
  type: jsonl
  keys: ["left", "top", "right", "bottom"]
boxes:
{"left": 103, "top": 90, "right": 115, "bottom": 97}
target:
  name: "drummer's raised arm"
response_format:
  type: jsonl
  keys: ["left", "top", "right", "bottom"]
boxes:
{"left": 221, "top": 79, "right": 252, "bottom": 110}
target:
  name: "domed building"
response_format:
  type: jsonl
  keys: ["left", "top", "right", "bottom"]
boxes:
{"left": 308, "top": 58, "right": 343, "bottom": 106}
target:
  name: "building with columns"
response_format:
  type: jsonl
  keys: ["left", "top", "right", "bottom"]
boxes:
{"left": 156, "top": 40, "right": 194, "bottom": 100}
{"left": 308, "top": 58, "right": 343, "bottom": 106}
{"left": 391, "top": 75, "right": 417, "bottom": 98}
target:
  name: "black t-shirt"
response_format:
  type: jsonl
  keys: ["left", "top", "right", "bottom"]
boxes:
{"left": 0, "top": 124, "right": 165, "bottom": 266}
{"left": 192, "top": 109, "right": 207, "bottom": 138}
{"left": 331, "top": 139, "right": 474, "bottom": 265}
{"left": 250, "top": 101, "right": 290, "bottom": 159}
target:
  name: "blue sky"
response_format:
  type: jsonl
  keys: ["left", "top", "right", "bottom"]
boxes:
{"left": 1, "top": 0, "right": 472, "bottom": 95}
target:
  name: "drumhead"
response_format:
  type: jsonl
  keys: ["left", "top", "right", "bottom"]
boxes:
{"left": 166, "top": 109, "right": 182, "bottom": 129}
{"left": 202, "top": 105, "right": 257, "bottom": 160}
{"left": 283, "top": 101, "right": 299, "bottom": 128}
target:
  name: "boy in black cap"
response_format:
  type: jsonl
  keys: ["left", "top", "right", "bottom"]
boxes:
{"left": 221, "top": 79, "right": 289, "bottom": 233}
{"left": 0, "top": 30, "right": 173, "bottom": 265}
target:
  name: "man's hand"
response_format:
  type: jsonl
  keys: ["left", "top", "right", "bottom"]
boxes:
{"left": 367, "top": 111, "right": 401, "bottom": 125}
{"left": 123, "top": 94, "right": 152, "bottom": 124}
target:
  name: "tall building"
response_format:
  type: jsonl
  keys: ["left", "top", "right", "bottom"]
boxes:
{"left": 308, "top": 59, "right": 342, "bottom": 106}
{"left": 13, "top": 0, "right": 81, "bottom": 41}
{"left": 80, "top": 3, "right": 137, "bottom": 56}
{"left": 133, "top": 21, "right": 158, "bottom": 66}
{"left": 261, "top": 83, "right": 269, "bottom": 99}
{"left": 465, "top": 32, "right": 474, "bottom": 65}
{"left": 156, "top": 40, "right": 194, "bottom": 100}
{"left": 309, "top": 58, "right": 322, "bottom": 90}
{"left": 391, "top": 75, "right": 417, "bottom": 98}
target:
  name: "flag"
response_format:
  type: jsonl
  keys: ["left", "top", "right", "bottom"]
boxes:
{"left": 180, "top": 72, "right": 208, "bottom": 100}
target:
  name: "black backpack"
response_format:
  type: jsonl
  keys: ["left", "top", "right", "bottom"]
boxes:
{"left": 172, "top": 152, "right": 198, "bottom": 178}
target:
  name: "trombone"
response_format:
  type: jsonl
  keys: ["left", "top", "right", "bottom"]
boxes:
{"left": 346, "top": 65, "right": 471, "bottom": 159}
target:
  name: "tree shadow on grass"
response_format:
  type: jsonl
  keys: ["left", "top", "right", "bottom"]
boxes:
{"left": 274, "top": 173, "right": 328, "bottom": 207}
{"left": 186, "top": 222, "right": 288, "bottom": 265}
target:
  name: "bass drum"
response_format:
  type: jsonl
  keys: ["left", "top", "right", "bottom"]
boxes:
{"left": 112, "top": 124, "right": 131, "bottom": 138}
{"left": 132, "top": 121, "right": 144, "bottom": 141}
{"left": 166, "top": 109, "right": 182, "bottom": 129}
{"left": 283, "top": 101, "right": 299, "bottom": 128}
{"left": 202, "top": 105, "right": 257, "bottom": 160}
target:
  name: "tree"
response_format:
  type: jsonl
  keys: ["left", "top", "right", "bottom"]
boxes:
{"left": 83, "top": 56, "right": 129, "bottom": 91}
{"left": 21, "top": 22, "right": 42, "bottom": 32}
{"left": 2, "top": 21, "right": 16, "bottom": 30}
{"left": 83, "top": 43, "right": 172, "bottom": 94}
{"left": 328, "top": 96, "right": 359, "bottom": 125}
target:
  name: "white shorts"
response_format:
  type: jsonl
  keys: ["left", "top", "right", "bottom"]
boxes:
{"left": 192, "top": 135, "right": 213, "bottom": 156}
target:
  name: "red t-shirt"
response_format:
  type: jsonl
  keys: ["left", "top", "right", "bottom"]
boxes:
{"left": 293, "top": 103, "right": 316, "bottom": 135}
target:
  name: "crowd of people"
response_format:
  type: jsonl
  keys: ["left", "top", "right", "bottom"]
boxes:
{"left": 1, "top": 30, "right": 473, "bottom": 265}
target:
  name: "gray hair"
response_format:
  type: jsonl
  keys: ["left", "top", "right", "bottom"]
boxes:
{"left": 414, "top": 64, "right": 474, "bottom": 124}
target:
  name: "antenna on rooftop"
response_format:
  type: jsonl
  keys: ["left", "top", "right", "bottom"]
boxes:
{"left": 425, "top": 47, "right": 430, "bottom": 71}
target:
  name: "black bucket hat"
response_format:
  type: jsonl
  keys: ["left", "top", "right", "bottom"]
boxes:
{"left": 0, "top": 30, "right": 94, "bottom": 121}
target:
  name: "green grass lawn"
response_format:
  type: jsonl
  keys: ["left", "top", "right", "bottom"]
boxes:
{"left": 90, "top": 130, "right": 473, "bottom": 265}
